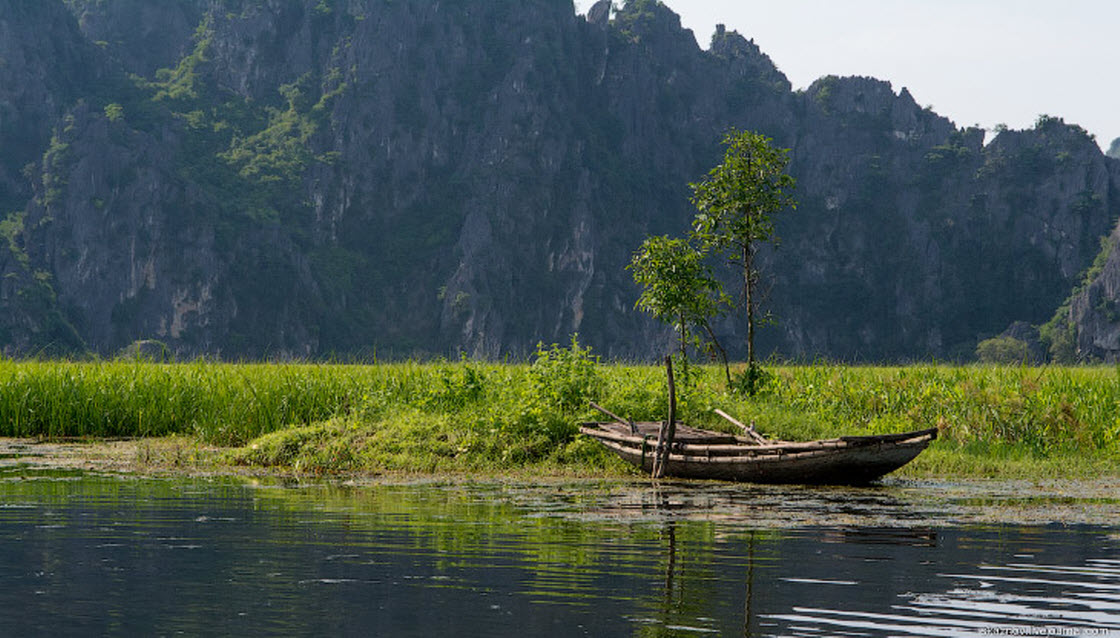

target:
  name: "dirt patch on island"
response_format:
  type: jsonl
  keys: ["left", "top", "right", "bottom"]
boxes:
{"left": 0, "top": 437, "right": 230, "bottom": 476}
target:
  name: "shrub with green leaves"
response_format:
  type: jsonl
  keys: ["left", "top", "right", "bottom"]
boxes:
{"left": 975, "top": 336, "right": 1034, "bottom": 364}
{"left": 528, "top": 335, "right": 603, "bottom": 413}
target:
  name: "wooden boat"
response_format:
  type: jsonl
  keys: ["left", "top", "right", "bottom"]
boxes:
{"left": 579, "top": 415, "right": 938, "bottom": 484}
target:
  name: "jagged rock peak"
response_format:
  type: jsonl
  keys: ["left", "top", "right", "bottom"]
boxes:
{"left": 803, "top": 75, "right": 955, "bottom": 136}
{"left": 1108, "top": 137, "right": 1120, "bottom": 159}
{"left": 806, "top": 75, "right": 900, "bottom": 107}
{"left": 708, "top": 23, "right": 789, "bottom": 92}
{"left": 586, "top": 0, "right": 611, "bottom": 26}
{"left": 986, "top": 115, "right": 1099, "bottom": 155}
{"left": 611, "top": 0, "right": 695, "bottom": 48}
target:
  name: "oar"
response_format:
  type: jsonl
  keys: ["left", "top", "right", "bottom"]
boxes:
{"left": 589, "top": 401, "right": 639, "bottom": 435}
{"left": 714, "top": 409, "right": 767, "bottom": 444}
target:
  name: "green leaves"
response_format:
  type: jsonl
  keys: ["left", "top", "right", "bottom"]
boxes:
{"left": 628, "top": 235, "right": 728, "bottom": 352}
{"left": 626, "top": 129, "right": 794, "bottom": 389}
{"left": 529, "top": 335, "right": 602, "bottom": 413}
{"left": 688, "top": 129, "right": 796, "bottom": 253}
{"left": 687, "top": 129, "right": 796, "bottom": 385}
{"left": 975, "top": 336, "right": 1035, "bottom": 364}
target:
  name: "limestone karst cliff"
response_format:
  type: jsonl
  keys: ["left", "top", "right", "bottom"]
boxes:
{"left": 3, "top": 0, "right": 1120, "bottom": 361}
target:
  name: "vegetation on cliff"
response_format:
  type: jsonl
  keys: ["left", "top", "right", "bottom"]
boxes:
{"left": 4, "top": 1, "right": 1120, "bottom": 361}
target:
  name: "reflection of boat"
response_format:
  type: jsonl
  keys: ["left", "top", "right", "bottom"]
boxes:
{"left": 579, "top": 418, "right": 937, "bottom": 485}
{"left": 820, "top": 527, "right": 938, "bottom": 547}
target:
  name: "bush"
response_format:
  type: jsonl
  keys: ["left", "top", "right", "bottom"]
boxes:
{"left": 528, "top": 335, "right": 603, "bottom": 413}
{"left": 975, "top": 336, "right": 1034, "bottom": 364}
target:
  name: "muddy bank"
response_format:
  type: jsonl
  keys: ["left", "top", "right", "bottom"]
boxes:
{"left": 0, "top": 437, "right": 228, "bottom": 476}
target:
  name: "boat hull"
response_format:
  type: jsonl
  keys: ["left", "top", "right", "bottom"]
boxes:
{"left": 580, "top": 423, "right": 937, "bottom": 484}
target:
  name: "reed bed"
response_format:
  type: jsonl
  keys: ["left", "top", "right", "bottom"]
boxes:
{"left": 0, "top": 359, "right": 397, "bottom": 445}
{"left": 764, "top": 365, "right": 1120, "bottom": 456}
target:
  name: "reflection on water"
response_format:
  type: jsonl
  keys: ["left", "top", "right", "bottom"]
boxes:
{"left": 0, "top": 470, "right": 1117, "bottom": 636}
{"left": 768, "top": 558, "right": 1120, "bottom": 636}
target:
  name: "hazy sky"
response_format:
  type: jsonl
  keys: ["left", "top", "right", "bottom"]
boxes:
{"left": 573, "top": 0, "right": 1119, "bottom": 149}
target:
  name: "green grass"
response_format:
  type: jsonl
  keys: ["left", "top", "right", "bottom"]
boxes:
{"left": 0, "top": 359, "right": 383, "bottom": 444}
{"left": 1, "top": 356, "right": 1118, "bottom": 478}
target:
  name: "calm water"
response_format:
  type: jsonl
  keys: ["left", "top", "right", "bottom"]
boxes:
{"left": 1, "top": 469, "right": 1118, "bottom": 636}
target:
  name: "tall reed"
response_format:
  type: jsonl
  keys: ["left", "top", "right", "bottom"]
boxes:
{"left": 0, "top": 360, "right": 386, "bottom": 445}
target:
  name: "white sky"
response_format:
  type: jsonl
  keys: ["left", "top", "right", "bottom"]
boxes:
{"left": 573, "top": 0, "right": 1120, "bottom": 150}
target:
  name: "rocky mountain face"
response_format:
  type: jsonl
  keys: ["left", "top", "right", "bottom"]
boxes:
{"left": 61, "top": 0, "right": 203, "bottom": 79}
{"left": 777, "top": 103, "right": 1119, "bottom": 360}
{"left": 4, "top": 0, "right": 1120, "bottom": 361}
{"left": 1066, "top": 234, "right": 1120, "bottom": 360}
{"left": 0, "top": 1, "right": 102, "bottom": 213}
{"left": 0, "top": 0, "right": 113, "bottom": 353}
{"left": 1057, "top": 210, "right": 1120, "bottom": 362}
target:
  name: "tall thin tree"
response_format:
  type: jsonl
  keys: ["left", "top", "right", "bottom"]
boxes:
{"left": 690, "top": 129, "right": 796, "bottom": 393}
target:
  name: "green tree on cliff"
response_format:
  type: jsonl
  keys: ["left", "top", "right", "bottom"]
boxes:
{"left": 690, "top": 129, "right": 796, "bottom": 394}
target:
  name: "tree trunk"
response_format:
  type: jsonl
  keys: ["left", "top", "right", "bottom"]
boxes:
{"left": 678, "top": 311, "right": 687, "bottom": 359}
{"left": 743, "top": 242, "right": 754, "bottom": 370}
{"left": 701, "top": 321, "right": 731, "bottom": 386}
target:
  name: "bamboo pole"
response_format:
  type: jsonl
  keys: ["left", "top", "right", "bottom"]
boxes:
{"left": 714, "top": 409, "right": 767, "bottom": 444}
{"left": 580, "top": 426, "right": 935, "bottom": 454}
{"left": 579, "top": 427, "right": 848, "bottom": 455}
{"left": 653, "top": 355, "right": 677, "bottom": 479}
{"left": 589, "top": 401, "right": 638, "bottom": 435}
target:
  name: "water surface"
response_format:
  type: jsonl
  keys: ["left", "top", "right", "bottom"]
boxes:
{"left": 1, "top": 466, "right": 1118, "bottom": 636}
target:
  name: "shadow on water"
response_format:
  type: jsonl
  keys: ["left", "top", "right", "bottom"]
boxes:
{"left": 0, "top": 470, "right": 1118, "bottom": 636}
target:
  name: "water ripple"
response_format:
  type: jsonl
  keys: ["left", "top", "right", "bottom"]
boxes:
{"left": 766, "top": 559, "right": 1120, "bottom": 637}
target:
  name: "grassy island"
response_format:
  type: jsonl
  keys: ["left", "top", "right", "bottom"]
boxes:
{"left": 1, "top": 345, "right": 1118, "bottom": 479}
